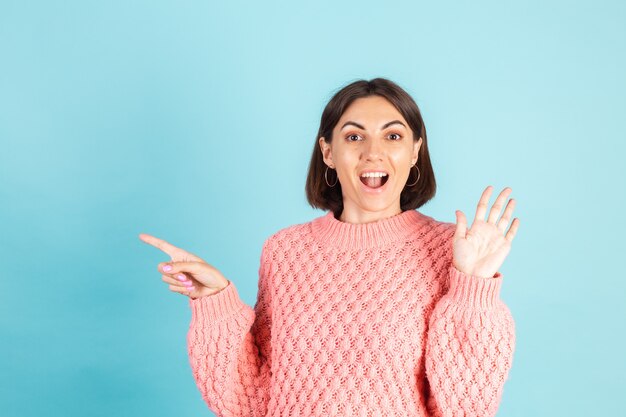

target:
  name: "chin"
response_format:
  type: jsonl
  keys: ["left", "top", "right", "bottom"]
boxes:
{"left": 347, "top": 180, "right": 401, "bottom": 212}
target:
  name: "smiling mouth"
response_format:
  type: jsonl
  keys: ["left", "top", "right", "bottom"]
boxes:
{"left": 360, "top": 175, "right": 389, "bottom": 189}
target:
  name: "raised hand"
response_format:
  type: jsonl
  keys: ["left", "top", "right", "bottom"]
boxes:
{"left": 452, "top": 186, "right": 520, "bottom": 279}
{"left": 139, "top": 233, "right": 230, "bottom": 299}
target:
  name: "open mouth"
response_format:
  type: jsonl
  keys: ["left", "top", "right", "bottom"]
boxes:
{"left": 359, "top": 173, "right": 389, "bottom": 189}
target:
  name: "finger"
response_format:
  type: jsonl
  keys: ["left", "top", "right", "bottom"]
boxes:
{"left": 475, "top": 185, "right": 494, "bottom": 222}
{"left": 497, "top": 198, "right": 516, "bottom": 232}
{"left": 454, "top": 210, "right": 467, "bottom": 240}
{"left": 487, "top": 187, "right": 512, "bottom": 224}
{"left": 168, "top": 284, "right": 195, "bottom": 296}
{"left": 139, "top": 233, "right": 183, "bottom": 258}
{"left": 161, "top": 273, "right": 193, "bottom": 286}
{"left": 140, "top": 233, "right": 205, "bottom": 262}
{"left": 162, "top": 274, "right": 195, "bottom": 291}
{"left": 158, "top": 261, "right": 208, "bottom": 275}
{"left": 505, "top": 218, "right": 520, "bottom": 242}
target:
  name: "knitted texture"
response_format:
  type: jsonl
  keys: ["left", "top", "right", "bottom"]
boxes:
{"left": 187, "top": 210, "right": 516, "bottom": 416}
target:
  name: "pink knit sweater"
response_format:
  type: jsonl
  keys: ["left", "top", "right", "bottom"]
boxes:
{"left": 187, "top": 209, "right": 516, "bottom": 417}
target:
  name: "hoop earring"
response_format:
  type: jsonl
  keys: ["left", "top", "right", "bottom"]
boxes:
{"left": 405, "top": 164, "right": 420, "bottom": 187}
{"left": 325, "top": 166, "right": 338, "bottom": 187}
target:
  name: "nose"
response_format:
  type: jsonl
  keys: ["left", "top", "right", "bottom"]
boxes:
{"left": 362, "top": 137, "right": 384, "bottom": 161}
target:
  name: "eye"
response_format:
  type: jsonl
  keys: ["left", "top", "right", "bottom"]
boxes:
{"left": 388, "top": 133, "right": 402, "bottom": 141}
{"left": 346, "top": 134, "right": 362, "bottom": 142}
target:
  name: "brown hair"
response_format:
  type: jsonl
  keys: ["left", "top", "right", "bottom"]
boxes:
{"left": 305, "top": 77, "right": 436, "bottom": 218}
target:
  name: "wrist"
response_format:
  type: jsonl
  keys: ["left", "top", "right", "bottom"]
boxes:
{"left": 453, "top": 261, "right": 498, "bottom": 279}
{"left": 190, "top": 280, "right": 230, "bottom": 300}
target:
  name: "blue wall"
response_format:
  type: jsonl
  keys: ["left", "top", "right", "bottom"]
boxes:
{"left": 1, "top": 1, "right": 624, "bottom": 416}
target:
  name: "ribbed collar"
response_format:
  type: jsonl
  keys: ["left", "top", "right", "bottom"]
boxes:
{"left": 310, "top": 209, "right": 429, "bottom": 250}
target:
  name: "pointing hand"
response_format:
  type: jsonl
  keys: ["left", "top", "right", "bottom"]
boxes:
{"left": 139, "top": 233, "right": 230, "bottom": 299}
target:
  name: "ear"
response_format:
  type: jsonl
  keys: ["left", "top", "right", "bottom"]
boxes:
{"left": 319, "top": 137, "right": 334, "bottom": 168}
{"left": 412, "top": 137, "right": 423, "bottom": 165}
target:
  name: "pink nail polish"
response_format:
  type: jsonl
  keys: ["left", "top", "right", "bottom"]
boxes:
{"left": 177, "top": 275, "right": 186, "bottom": 281}
{"left": 163, "top": 265, "right": 172, "bottom": 272}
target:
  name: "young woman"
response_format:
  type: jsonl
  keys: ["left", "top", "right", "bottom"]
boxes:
{"left": 140, "top": 78, "right": 519, "bottom": 417}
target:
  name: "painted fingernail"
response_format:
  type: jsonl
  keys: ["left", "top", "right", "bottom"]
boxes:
{"left": 177, "top": 273, "right": 186, "bottom": 280}
{"left": 163, "top": 265, "right": 172, "bottom": 272}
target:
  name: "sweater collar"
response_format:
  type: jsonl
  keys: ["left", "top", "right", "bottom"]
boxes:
{"left": 310, "top": 209, "right": 429, "bottom": 250}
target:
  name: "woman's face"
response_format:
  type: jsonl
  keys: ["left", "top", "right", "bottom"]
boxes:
{"left": 319, "top": 95, "right": 422, "bottom": 222}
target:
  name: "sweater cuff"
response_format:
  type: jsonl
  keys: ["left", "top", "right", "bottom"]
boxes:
{"left": 188, "top": 281, "right": 246, "bottom": 323}
{"left": 447, "top": 265, "right": 503, "bottom": 309}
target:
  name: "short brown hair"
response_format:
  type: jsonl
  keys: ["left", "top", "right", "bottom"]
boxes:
{"left": 305, "top": 77, "right": 436, "bottom": 218}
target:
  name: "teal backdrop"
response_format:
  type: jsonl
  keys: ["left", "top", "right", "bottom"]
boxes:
{"left": 1, "top": 1, "right": 624, "bottom": 416}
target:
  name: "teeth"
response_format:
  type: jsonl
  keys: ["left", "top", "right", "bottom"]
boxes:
{"left": 360, "top": 172, "right": 388, "bottom": 178}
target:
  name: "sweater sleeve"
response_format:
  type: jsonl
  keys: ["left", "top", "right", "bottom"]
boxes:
{"left": 424, "top": 245, "right": 516, "bottom": 416}
{"left": 186, "top": 239, "right": 274, "bottom": 417}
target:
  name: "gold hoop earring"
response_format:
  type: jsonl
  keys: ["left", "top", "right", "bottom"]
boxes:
{"left": 405, "top": 164, "right": 420, "bottom": 187}
{"left": 325, "top": 166, "right": 338, "bottom": 187}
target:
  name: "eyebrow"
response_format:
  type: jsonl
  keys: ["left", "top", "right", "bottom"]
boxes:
{"left": 340, "top": 120, "right": 407, "bottom": 130}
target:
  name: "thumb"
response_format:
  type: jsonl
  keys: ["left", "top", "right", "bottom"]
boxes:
{"left": 158, "top": 260, "right": 228, "bottom": 292}
{"left": 158, "top": 261, "right": 210, "bottom": 276}
{"left": 454, "top": 210, "right": 467, "bottom": 241}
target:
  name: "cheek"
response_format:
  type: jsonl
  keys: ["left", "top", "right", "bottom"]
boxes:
{"left": 390, "top": 151, "right": 412, "bottom": 168}
{"left": 333, "top": 150, "right": 359, "bottom": 169}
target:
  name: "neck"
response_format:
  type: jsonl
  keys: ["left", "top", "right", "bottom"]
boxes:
{"left": 338, "top": 201, "right": 403, "bottom": 225}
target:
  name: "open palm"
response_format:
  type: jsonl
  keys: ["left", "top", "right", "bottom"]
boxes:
{"left": 453, "top": 186, "right": 520, "bottom": 279}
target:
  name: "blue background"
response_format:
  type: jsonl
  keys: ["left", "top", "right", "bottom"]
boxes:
{"left": 1, "top": 1, "right": 624, "bottom": 416}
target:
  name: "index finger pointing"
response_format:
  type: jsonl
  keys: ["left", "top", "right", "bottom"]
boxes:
{"left": 138, "top": 233, "right": 181, "bottom": 257}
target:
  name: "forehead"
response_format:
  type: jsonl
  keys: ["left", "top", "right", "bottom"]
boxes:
{"left": 338, "top": 96, "right": 406, "bottom": 126}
